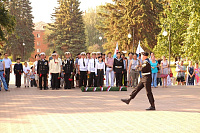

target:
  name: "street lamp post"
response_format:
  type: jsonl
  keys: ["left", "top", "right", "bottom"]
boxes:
{"left": 99, "top": 36, "right": 103, "bottom": 52}
{"left": 128, "top": 27, "right": 134, "bottom": 52}
{"left": 23, "top": 42, "right": 25, "bottom": 61}
{"left": 162, "top": 23, "right": 171, "bottom": 66}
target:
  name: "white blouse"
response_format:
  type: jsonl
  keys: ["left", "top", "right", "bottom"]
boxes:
{"left": 95, "top": 61, "right": 105, "bottom": 75}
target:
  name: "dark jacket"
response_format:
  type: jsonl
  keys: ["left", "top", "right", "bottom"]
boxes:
{"left": 37, "top": 59, "right": 49, "bottom": 74}
{"left": 63, "top": 58, "right": 74, "bottom": 74}
{"left": 113, "top": 58, "right": 124, "bottom": 73}
{"left": 14, "top": 63, "right": 23, "bottom": 74}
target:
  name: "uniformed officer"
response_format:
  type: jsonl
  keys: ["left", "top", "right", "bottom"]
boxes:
{"left": 113, "top": 52, "right": 124, "bottom": 87}
{"left": 37, "top": 52, "right": 49, "bottom": 90}
{"left": 121, "top": 52, "right": 156, "bottom": 110}
{"left": 78, "top": 52, "right": 88, "bottom": 87}
{"left": 88, "top": 52, "right": 98, "bottom": 87}
{"left": 63, "top": 52, "right": 74, "bottom": 89}
{"left": 14, "top": 58, "right": 23, "bottom": 88}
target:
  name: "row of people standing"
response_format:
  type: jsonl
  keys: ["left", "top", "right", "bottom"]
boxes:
{"left": 77, "top": 51, "right": 143, "bottom": 88}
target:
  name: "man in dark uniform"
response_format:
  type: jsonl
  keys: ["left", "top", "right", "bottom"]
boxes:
{"left": 14, "top": 58, "right": 23, "bottom": 88}
{"left": 37, "top": 52, "right": 49, "bottom": 90}
{"left": 121, "top": 52, "right": 156, "bottom": 110}
{"left": 113, "top": 52, "right": 124, "bottom": 87}
{"left": 63, "top": 52, "right": 74, "bottom": 89}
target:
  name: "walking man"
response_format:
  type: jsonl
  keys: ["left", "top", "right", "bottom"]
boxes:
{"left": 0, "top": 53, "right": 9, "bottom": 91}
{"left": 3, "top": 53, "right": 12, "bottom": 87}
{"left": 121, "top": 52, "right": 156, "bottom": 110}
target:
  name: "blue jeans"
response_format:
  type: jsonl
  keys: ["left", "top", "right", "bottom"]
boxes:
{"left": 0, "top": 71, "right": 8, "bottom": 91}
{"left": 139, "top": 71, "right": 142, "bottom": 78}
{"left": 151, "top": 73, "right": 157, "bottom": 87}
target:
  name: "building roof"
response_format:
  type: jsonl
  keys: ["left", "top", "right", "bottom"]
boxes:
{"left": 34, "top": 21, "right": 47, "bottom": 30}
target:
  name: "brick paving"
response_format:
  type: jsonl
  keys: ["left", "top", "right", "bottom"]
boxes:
{"left": 0, "top": 85, "right": 200, "bottom": 133}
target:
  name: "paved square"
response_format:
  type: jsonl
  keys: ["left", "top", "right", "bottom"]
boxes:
{"left": 0, "top": 85, "right": 200, "bottom": 133}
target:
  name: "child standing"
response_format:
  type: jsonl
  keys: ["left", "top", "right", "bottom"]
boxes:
{"left": 23, "top": 62, "right": 30, "bottom": 88}
{"left": 95, "top": 56, "right": 105, "bottom": 87}
{"left": 30, "top": 66, "right": 37, "bottom": 87}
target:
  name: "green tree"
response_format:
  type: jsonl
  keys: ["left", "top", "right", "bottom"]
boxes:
{"left": 183, "top": 0, "right": 200, "bottom": 62}
{"left": 97, "top": 0, "right": 163, "bottom": 53}
{"left": 83, "top": 8, "right": 105, "bottom": 52}
{"left": 3, "top": 0, "right": 34, "bottom": 61}
{"left": 154, "top": 0, "right": 190, "bottom": 60}
{"left": 0, "top": 0, "right": 15, "bottom": 42}
{"left": 48, "top": 0, "right": 86, "bottom": 57}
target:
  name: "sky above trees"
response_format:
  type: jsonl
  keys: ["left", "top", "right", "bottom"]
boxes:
{"left": 30, "top": 0, "right": 113, "bottom": 23}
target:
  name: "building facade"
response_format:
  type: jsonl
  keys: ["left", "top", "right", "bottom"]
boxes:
{"left": 29, "top": 22, "right": 49, "bottom": 62}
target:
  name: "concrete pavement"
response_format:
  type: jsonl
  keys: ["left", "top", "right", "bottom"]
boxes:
{"left": 0, "top": 85, "right": 200, "bottom": 133}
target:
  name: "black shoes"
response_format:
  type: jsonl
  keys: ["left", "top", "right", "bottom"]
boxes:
{"left": 146, "top": 106, "right": 156, "bottom": 111}
{"left": 121, "top": 99, "right": 130, "bottom": 105}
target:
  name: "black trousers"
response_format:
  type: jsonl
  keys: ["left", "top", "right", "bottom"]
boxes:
{"left": 88, "top": 72, "right": 97, "bottom": 87}
{"left": 51, "top": 73, "right": 59, "bottom": 89}
{"left": 31, "top": 79, "right": 37, "bottom": 87}
{"left": 15, "top": 72, "right": 21, "bottom": 87}
{"left": 64, "top": 73, "right": 71, "bottom": 89}
{"left": 97, "top": 70, "right": 104, "bottom": 87}
{"left": 115, "top": 72, "right": 122, "bottom": 87}
{"left": 79, "top": 71, "right": 87, "bottom": 87}
{"left": 122, "top": 70, "right": 127, "bottom": 86}
{"left": 39, "top": 74, "right": 47, "bottom": 90}
{"left": 5, "top": 68, "right": 10, "bottom": 87}
{"left": 71, "top": 75, "right": 74, "bottom": 88}
{"left": 130, "top": 75, "right": 155, "bottom": 107}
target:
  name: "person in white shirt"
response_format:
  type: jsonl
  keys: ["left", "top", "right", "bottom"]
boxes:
{"left": 88, "top": 52, "right": 98, "bottom": 87}
{"left": 95, "top": 56, "right": 105, "bottom": 87}
{"left": 23, "top": 62, "right": 30, "bottom": 88}
{"left": 33, "top": 54, "right": 40, "bottom": 88}
{"left": 56, "top": 54, "right": 62, "bottom": 88}
{"left": 106, "top": 52, "right": 114, "bottom": 87}
{"left": 49, "top": 53, "right": 61, "bottom": 90}
{"left": 78, "top": 52, "right": 88, "bottom": 87}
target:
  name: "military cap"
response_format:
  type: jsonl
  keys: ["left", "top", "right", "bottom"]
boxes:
{"left": 52, "top": 53, "right": 57, "bottom": 56}
{"left": 91, "top": 52, "right": 96, "bottom": 55}
{"left": 80, "top": 52, "right": 86, "bottom": 55}
{"left": 141, "top": 52, "right": 149, "bottom": 56}
{"left": 65, "top": 52, "right": 71, "bottom": 55}
{"left": 40, "top": 52, "right": 45, "bottom": 55}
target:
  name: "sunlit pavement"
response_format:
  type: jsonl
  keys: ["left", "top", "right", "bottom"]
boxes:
{"left": 0, "top": 81, "right": 200, "bottom": 132}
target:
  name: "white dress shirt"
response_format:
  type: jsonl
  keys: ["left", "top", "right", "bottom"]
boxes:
{"left": 49, "top": 59, "right": 61, "bottom": 73}
{"left": 95, "top": 61, "right": 105, "bottom": 75}
{"left": 88, "top": 58, "right": 98, "bottom": 73}
{"left": 78, "top": 58, "right": 88, "bottom": 71}
{"left": 23, "top": 66, "right": 30, "bottom": 75}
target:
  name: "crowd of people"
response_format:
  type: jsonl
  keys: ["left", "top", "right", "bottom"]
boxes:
{"left": 0, "top": 51, "right": 199, "bottom": 91}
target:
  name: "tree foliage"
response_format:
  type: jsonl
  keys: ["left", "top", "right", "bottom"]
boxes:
{"left": 48, "top": 0, "right": 86, "bottom": 57}
{"left": 83, "top": 7, "right": 105, "bottom": 52}
{"left": 154, "top": 0, "right": 200, "bottom": 62}
{"left": 3, "top": 0, "right": 34, "bottom": 61}
{"left": 97, "top": 0, "right": 163, "bottom": 53}
{"left": 0, "top": 0, "right": 15, "bottom": 42}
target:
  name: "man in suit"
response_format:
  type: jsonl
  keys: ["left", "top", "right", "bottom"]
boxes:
{"left": 63, "top": 52, "right": 74, "bottom": 89}
{"left": 37, "top": 52, "right": 49, "bottom": 90}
